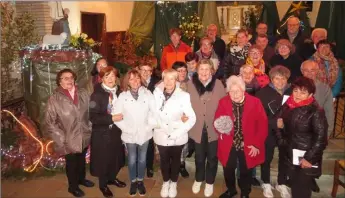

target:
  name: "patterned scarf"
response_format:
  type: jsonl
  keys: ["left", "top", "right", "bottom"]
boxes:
{"left": 246, "top": 57, "right": 266, "bottom": 75}
{"left": 130, "top": 89, "right": 139, "bottom": 100}
{"left": 229, "top": 42, "right": 251, "bottom": 61}
{"left": 286, "top": 95, "right": 314, "bottom": 109}
{"left": 232, "top": 98, "right": 245, "bottom": 151}
{"left": 101, "top": 83, "right": 118, "bottom": 114}
{"left": 312, "top": 51, "right": 339, "bottom": 87}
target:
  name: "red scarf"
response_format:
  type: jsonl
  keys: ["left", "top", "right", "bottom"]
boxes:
{"left": 286, "top": 95, "right": 314, "bottom": 109}
{"left": 61, "top": 86, "right": 78, "bottom": 105}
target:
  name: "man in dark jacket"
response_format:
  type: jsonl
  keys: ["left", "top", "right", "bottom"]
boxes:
{"left": 277, "top": 17, "right": 308, "bottom": 58}
{"left": 300, "top": 28, "right": 337, "bottom": 60}
{"left": 256, "top": 34, "right": 275, "bottom": 67}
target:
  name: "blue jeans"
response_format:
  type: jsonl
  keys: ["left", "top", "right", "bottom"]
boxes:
{"left": 236, "top": 160, "right": 256, "bottom": 178}
{"left": 126, "top": 140, "right": 149, "bottom": 182}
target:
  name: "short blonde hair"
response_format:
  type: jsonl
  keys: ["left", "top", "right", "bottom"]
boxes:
{"left": 162, "top": 68, "right": 178, "bottom": 80}
{"left": 226, "top": 75, "right": 245, "bottom": 92}
{"left": 197, "top": 59, "right": 215, "bottom": 74}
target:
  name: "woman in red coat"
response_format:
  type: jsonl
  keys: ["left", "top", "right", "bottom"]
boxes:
{"left": 214, "top": 75, "right": 268, "bottom": 198}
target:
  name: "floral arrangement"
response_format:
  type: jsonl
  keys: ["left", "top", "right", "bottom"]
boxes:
{"left": 69, "top": 33, "right": 101, "bottom": 50}
{"left": 179, "top": 13, "right": 203, "bottom": 40}
{"left": 113, "top": 31, "right": 157, "bottom": 69}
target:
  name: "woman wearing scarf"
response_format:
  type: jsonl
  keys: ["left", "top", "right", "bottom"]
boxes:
{"left": 195, "top": 37, "right": 221, "bottom": 79}
{"left": 45, "top": 69, "right": 94, "bottom": 197}
{"left": 113, "top": 69, "right": 156, "bottom": 196}
{"left": 214, "top": 75, "right": 268, "bottom": 198}
{"left": 310, "top": 39, "right": 340, "bottom": 97}
{"left": 276, "top": 76, "right": 328, "bottom": 198}
{"left": 186, "top": 59, "right": 226, "bottom": 197}
{"left": 255, "top": 66, "right": 292, "bottom": 198}
{"left": 153, "top": 69, "right": 196, "bottom": 198}
{"left": 223, "top": 29, "right": 251, "bottom": 80}
{"left": 245, "top": 45, "right": 270, "bottom": 88}
{"left": 89, "top": 66, "right": 126, "bottom": 198}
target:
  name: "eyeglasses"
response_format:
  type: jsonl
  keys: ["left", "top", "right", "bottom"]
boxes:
{"left": 288, "top": 24, "right": 299, "bottom": 27}
{"left": 177, "top": 69, "right": 187, "bottom": 73}
{"left": 60, "top": 76, "right": 74, "bottom": 81}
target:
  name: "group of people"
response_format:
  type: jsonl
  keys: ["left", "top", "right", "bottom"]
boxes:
{"left": 44, "top": 16, "right": 341, "bottom": 198}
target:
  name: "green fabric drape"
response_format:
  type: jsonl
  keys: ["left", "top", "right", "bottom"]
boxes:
{"left": 128, "top": 2, "right": 156, "bottom": 54}
{"left": 197, "top": 1, "right": 221, "bottom": 37}
{"left": 259, "top": 2, "right": 280, "bottom": 36}
{"left": 316, "top": 1, "right": 345, "bottom": 60}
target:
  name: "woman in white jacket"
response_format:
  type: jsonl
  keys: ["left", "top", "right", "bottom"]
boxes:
{"left": 113, "top": 69, "right": 156, "bottom": 197}
{"left": 153, "top": 69, "right": 196, "bottom": 198}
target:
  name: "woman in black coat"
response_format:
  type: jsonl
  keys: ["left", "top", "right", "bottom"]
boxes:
{"left": 275, "top": 76, "right": 328, "bottom": 198}
{"left": 89, "top": 66, "right": 126, "bottom": 198}
{"left": 270, "top": 39, "right": 303, "bottom": 83}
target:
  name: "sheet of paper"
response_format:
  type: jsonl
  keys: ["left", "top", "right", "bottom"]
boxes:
{"left": 292, "top": 149, "right": 318, "bottom": 168}
{"left": 282, "top": 95, "right": 289, "bottom": 105}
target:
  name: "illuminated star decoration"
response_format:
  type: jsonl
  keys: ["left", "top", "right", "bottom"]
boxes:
{"left": 289, "top": 1, "right": 308, "bottom": 14}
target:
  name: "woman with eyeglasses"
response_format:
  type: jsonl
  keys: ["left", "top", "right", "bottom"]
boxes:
{"left": 214, "top": 75, "right": 268, "bottom": 198}
{"left": 153, "top": 69, "right": 196, "bottom": 198}
{"left": 45, "top": 69, "right": 94, "bottom": 197}
{"left": 270, "top": 39, "right": 303, "bottom": 83}
{"left": 138, "top": 63, "right": 161, "bottom": 178}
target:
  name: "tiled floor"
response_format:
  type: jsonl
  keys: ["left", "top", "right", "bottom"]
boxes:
{"left": 1, "top": 139, "right": 345, "bottom": 198}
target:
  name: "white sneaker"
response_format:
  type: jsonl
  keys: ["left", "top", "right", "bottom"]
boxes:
{"left": 161, "top": 181, "right": 170, "bottom": 198}
{"left": 192, "top": 181, "right": 202, "bottom": 194}
{"left": 275, "top": 184, "right": 291, "bottom": 198}
{"left": 262, "top": 183, "right": 274, "bottom": 198}
{"left": 204, "top": 183, "right": 214, "bottom": 197}
{"left": 168, "top": 182, "right": 177, "bottom": 198}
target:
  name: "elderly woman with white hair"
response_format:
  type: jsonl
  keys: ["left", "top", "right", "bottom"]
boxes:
{"left": 214, "top": 75, "right": 268, "bottom": 198}
{"left": 153, "top": 69, "right": 196, "bottom": 198}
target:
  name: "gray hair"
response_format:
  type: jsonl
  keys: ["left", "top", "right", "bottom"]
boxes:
{"left": 239, "top": 64, "right": 254, "bottom": 74}
{"left": 226, "top": 75, "right": 245, "bottom": 92}
{"left": 269, "top": 65, "right": 291, "bottom": 80}
{"left": 311, "top": 28, "right": 327, "bottom": 39}
{"left": 301, "top": 60, "right": 319, "bottom": 71}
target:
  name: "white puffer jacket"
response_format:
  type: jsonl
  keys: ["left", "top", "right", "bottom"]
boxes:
{"left": 113, "top": 86, "right": 157, "bottom": 145}
{"left": 153, "top": 86, "right": 196, "bottom": 146}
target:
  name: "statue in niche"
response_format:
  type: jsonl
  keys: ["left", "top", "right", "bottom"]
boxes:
{"left": 51, "top": 8, "right": 71, "bottom": 45}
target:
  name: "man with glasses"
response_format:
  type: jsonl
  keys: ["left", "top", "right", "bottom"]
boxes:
{"left": 300, "top": 60, "right": 334, "bottom": 193}
{"left": 278, "top": 16, "right": 308, "bottom": 57}
{"left": 138, "top": 63, "right": 161, "bottom": 178}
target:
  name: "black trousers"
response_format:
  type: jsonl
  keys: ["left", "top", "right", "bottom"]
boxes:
{"left": 194, "top": 130, "right": 218, "bottom": 184}
{"left": 224, "top": 147, "right": 252, "bottom": 196}
{"left": 260, "top": 140, "right": 276, "bottom": 184}
{"left": 277, "top": 146, "right": 289, "bottom": 185}
{"left": 146, "top": 138, "right": 155, "bottom": 171}
{"left": 157, "top": 145, "right": 184, "bottom": 182}
{"left": 290, "top": 167, "right": 313, "bottom": 198}
{"left": 65, "top": 148, "right": 87, "bottom": 191}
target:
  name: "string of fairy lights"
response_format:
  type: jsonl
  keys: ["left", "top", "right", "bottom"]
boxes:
{"left": 1, "top": 109, "right": 91, "bottom": 173}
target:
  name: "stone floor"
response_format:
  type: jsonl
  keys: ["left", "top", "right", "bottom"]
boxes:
{"left": 1, "top": 140, "right": 345, "bottom": 198}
